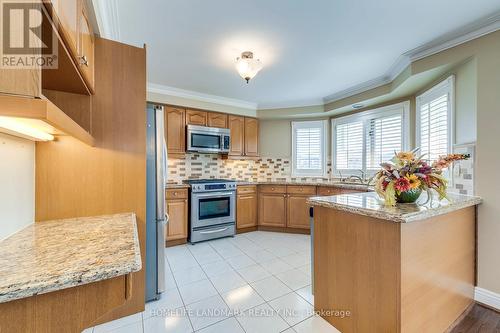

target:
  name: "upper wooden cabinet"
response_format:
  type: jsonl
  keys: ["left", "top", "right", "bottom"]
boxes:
{"left": 207, "top": 112, "right": 228, "bottom": 128}
{"left": 228, "top": 116, "right": 259, "bottom": 157}
{"left": 244, "top": 117, "right": 259, "bottom": 157}
{"left": 186, "top": 109, "right": 207, "bottom": 126}
{"left": 229, "top": 115, "right": 245, "bottom": 156}
{"left": 46, "top": 0, "right": 78, "bottom": 56}
{"left": 76, "top": 1, "right": 95, "bottom": 91}
{"left": 165, "top": 106, "right": 186, "bottom": 155}
{"left": 42, "top": 0, "right": 95, "bottom": 93}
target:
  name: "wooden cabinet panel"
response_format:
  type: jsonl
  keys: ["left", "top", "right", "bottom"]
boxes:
{"left": 166, "top": 188, "right": 188, "bottom": 200}
{"left": 166, "top": 199, "right": 188, "bottom": 241}
{"left": 186, "top": 109, "right": 207, "bottom": 126}
{"left": 77, "top": 1, "right": 95, "bottom": 91}
{"left": 229, "top": 115, "right": 244, "bottom": 156}
{"left": 237, "top": 193, "right": 257, "bottom": 229}
{"left": 287, "top": 185, "right": 316, "bottom": 195}
{"left": 244, "top": 117, "right": 259, "bottom": 157}
{"left": 287, "top": 195, "right": 312, "bottom": 229}
{"left": 259, "top": 193, "right": 286, "bottom": 227}
{"left": 237, "top": 185, "right": 257, "bottom": 194}
{"left": 259, "top": 185, "right": 286, "bottom": 194}
{"left": 165, "top": 106, "right": 186, "bottom": 154}
{"left": 46, "top": 0, "right": 78, "bottom": 55}
{"left": 317, "top": 186, "right": 343, "bottom": 196}
{"left": 207, "top": 112, "right": 228, "bottom": 128}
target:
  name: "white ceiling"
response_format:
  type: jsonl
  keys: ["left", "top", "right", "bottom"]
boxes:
{"left": 98, "top": 0, "right": 500, "bottom": 109}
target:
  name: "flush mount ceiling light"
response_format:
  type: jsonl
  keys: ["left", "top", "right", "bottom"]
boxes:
{"left": 235, "top": 51, "right": 262, "bottom": 83}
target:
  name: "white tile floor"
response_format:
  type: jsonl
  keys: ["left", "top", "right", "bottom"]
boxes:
{"left": 84, "top": 231, "right": 341, "bottom": 333}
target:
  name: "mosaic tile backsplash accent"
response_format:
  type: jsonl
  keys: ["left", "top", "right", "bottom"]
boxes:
{"left": 167, "top": 153, "right": 333, "bottom": 184}
{"left": 451, "top": 143, "right": 475, "bottom": 195}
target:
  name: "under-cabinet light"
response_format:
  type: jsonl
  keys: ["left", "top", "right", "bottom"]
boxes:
{"left": 0, "top": 116, "right": 55, "bottom": 141}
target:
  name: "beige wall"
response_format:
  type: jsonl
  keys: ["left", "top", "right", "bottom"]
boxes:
{"left": 0, "top": 133, "right": 34, "bottom": 240}
{"left": 259, "top": 118, "right": 331, "bottom": 159}
{"left": 454, "top": 58, "right": 477, "bottom": 144}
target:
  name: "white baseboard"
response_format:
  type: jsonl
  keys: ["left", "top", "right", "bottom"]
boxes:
{"left": 475, "top": 287, "right": 500, "bottom": 310}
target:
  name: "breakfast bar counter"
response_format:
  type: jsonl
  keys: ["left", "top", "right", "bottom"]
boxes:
{"left": 308, "top": 191, "right": 482, "bottom": 333}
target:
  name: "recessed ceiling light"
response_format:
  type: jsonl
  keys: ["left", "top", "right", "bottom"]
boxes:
{"left": 235, "top": 51, "right": 262, "bottom": 84}
{"left": 352, "top": 103, "right": 364, "bottom": 109}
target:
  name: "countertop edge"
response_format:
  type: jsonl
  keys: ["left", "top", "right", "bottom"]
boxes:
{"left": 307, "top": 195, "right": 482, "bottom": 223}
{"left": 0, "top": 213, "right": 142, "bottom": 304}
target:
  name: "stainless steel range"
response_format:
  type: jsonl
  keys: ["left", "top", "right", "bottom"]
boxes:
{"left": 186, "top": 179, "right": 237, "bottom": 243}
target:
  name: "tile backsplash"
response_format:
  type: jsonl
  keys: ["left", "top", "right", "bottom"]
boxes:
{"left": 167, "top": 153, "right": 332, "bottom": 184}
{"left": 451, "top": 143, "right": 475, "bottom": 195}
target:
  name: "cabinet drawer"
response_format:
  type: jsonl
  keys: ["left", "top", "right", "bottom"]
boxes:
{"left": 317, "top": 186, "right": 343, "bottom": 196}
{"left": 237, "top": 185, "right": 257, "bottom": 194}
{"left": 259, "top": 185, "right": 286, "bottom": 194}
{"left": 287, "top": 185, "right": 316, "bottom": 195}
{"left": 166, "top": 188, "right": 188, "bottom": 200}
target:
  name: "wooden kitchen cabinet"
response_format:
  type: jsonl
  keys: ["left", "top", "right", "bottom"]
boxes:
{"left": 186, "top": 109, "right": 207, "bottom": 126}
{"left": 166, "top": 189, "right": 188, "bottom": 242}
{"left": 165, "top": 106, "right": 186, "bottom": 156}
{"left": 237, "top": 185, "right": 257, "bottom": 229}
{"left": 229, "top": 115, "right": 245, "bottom": 156}
{"left": 44, "top": 0, "right": 79, "bottom": 56}
{"left": 207, "top": 112, "right": 228, "bottom": 128}
{"left": 259, "top": 186, "right": 287, "bottom": 227}
{"left": 76, "top": 1, "right": 95, "bottom": 91}
{"left": 258, "top": 185, "right": 315, "bottom": 230}
{"left": 244, "top": 117, "right": 259, "bottom": 157}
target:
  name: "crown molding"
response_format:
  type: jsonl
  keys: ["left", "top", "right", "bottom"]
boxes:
{"left": 324, "top": 11, "right": 500, "bottom": 104}
{"left": 91, "top": 0, "right": 121, "bottom": 40}
{"left": 257, "top": 99, "right": 324, "bottom": 110}
{"left": 147, "top": 83, "right": 258, "bottom": 110}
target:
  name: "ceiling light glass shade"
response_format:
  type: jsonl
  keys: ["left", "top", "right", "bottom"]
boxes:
{"left": 235, "top": 51, "right": 262, "bottom": 83}
{"left": 0, "top": 116, "right": 55, "bottom": 141}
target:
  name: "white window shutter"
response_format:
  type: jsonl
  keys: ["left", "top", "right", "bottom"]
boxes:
{"left": 292, "top": 120, "right": 326, "bottom": 176}
{"left": 417, "top": 76, "right": 453, "bottom": 163}
{"left": 366, "top": 114, "right": 403, "bottom": 170}
{"left": 335, "top": 121, "right": 363, "bottom": 170}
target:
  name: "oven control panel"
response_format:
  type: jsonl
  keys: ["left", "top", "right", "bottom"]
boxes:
{"left": 191, "top": 182, "right": 237, "bottom": 192}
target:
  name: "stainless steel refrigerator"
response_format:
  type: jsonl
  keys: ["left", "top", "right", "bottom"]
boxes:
{"left": 145, "top": 103, "right": 167, "bottom": 302}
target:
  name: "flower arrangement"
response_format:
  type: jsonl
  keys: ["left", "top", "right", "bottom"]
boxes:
{"left": 374, "top": 149, "right": 470, "bottom": 206}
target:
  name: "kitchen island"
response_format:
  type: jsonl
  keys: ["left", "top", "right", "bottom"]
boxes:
{"left": 308, "top": 191, "right": 482, "bottom": 333}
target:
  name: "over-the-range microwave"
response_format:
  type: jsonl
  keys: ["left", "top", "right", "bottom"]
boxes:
{"left": 187, "top": 124, "right": 230, "bottom": 154}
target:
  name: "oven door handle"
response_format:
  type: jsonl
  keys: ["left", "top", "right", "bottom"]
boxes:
{"left": 193, "top": 191, "right": 234, "bottom": 198}
{"left": 199, "top": 227, "right": 230, "bottom": 234}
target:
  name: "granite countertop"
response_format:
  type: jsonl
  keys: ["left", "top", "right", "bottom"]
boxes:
{"left": 0, "top": 213, "right": 142, "bottom": 303}
{"left": 167, "top": 180, "right": 373, "bottom": 191}
{"left": 308, "top": 191, "right": 482, "bottom": 223}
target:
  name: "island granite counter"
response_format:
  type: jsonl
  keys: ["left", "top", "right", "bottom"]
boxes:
{"left": 308, "top": 191, "right": 482, "bottom": 333}
{"left": 0, "top": 213, "right": 142, "bottom": 333}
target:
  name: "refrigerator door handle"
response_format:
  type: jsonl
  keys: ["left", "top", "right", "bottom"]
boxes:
{"left": 155, "top": 105, "right": 166, "bottom": 294}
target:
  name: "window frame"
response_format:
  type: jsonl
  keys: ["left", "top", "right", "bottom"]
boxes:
{"left": 415, "top": 75, "right": 455, "bottom": 162}
{"left": 332, "top": 101, "right": 410, "bottom": 178}
{"left": 291, "top": 120, "right": 328, "bottom": 177}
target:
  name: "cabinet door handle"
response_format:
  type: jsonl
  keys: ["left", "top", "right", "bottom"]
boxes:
{"left": 79, "top": 55, "right": 89, "bottom": 67}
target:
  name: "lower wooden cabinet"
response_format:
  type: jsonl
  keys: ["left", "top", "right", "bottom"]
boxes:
{"left": 165, "top": 189, "right": 188, "bottom": 242}
{"left": 236, "top": 186, "right": 257, "bottom": 229}
{"left": 287, "top": 194, "right": 312, "bottom": 229}
{"left": 259, "top": 192, "right": 287, "bottom": 227}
